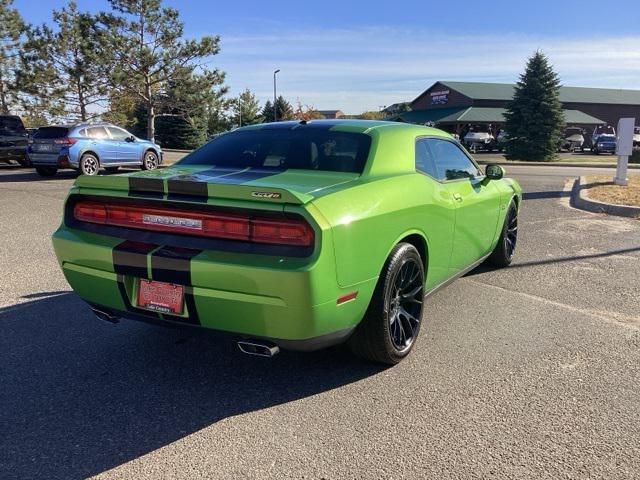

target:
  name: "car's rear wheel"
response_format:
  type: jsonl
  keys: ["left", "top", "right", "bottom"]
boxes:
{"left": 142, "top": 150, "right": 159, "bottom": 170}
{"left": 349, "top": 243, "right": 425, "bottom": 365}
{"left": 488, "top": 199, "right": 518, "bottom": 268}
{"left": 35, "top": 166, "right": 58, "bottom": 177}
{"left": 80, "top": 154, "right": 100, "bottom": 176}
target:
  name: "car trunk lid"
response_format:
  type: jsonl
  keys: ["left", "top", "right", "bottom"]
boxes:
{"left": 74, "top": 165, "right": 360, "bottom": 205}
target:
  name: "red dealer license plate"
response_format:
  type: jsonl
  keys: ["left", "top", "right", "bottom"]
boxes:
{"left": 137, "top": 279, "right": 184, "bottom": 315}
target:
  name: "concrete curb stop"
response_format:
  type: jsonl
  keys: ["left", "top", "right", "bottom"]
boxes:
{"left": 571, "top": 176, "right": 640, "bottom": 218}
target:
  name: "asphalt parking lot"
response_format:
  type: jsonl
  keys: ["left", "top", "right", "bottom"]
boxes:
{"left": 1, "top": 164, "right": 639, "bottom": 479}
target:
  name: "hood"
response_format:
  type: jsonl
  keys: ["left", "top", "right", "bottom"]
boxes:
{"left": 73, "top": 165, "right": 361, "bottom": 205}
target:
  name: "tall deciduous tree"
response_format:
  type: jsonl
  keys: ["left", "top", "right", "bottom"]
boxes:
{"left": 98, "top": 0, "right": 224, "bottom": 142}
{"left": 294, "top": 101, "right": 323, "bottom": 121}
{"left": 0, "top": 0, "right": 25, "bottom": 114}
{"left": 19, "top": 1, "right": 107, "bottom": 122}
{"left": 504, "top": 51, "right": 564, "bottom": 161}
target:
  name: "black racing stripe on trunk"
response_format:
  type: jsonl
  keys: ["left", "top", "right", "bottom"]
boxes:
{"left": 150, "top": 247, "right": 202, "bottom": 325}
{"left": 166, "top": 179, "right": 209, "bottom": 202}
{"left": 150, "top": 246, "right": 201, "bottom": 286}
{"left": 116, "top": 274, "right": 161, "bottom": 320}
{"left": 129, "top": 177, "right": 165, "bottom": 198}
{"left": 112, "top": 240, "right": 156, "bottom": 278}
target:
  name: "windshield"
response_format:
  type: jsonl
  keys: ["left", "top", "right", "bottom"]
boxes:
{"left": 33, "top": 127, "right": 70, "bottom": 139}
{"left": 179, "top": 129, "right": 372, "bottom": 174}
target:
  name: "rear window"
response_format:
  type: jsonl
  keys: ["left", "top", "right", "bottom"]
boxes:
{"left": 0, "top": 116, "right": 25, "bottom": 134}
{"left": 179, "top": 128, "right": 372, "bottom": 174}
{"left": 33, "top": 127, "right": 69, "bottom": 139}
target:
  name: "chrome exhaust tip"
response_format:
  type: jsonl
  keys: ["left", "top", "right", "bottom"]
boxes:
{"left": 237, "top": 340, "right": 280, "bottom": 358}
{"left": 91, "top": 307, "right": 120, "bottom": 324}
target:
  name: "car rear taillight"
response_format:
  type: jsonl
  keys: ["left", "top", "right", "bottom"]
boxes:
{"left": 54, "top": 137, "right": 78, "bottom": 146}
{"left": 72, "top": 201, "right": 314, "bottom": 247}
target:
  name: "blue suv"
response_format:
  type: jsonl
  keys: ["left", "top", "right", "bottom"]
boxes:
{"left": 28, "top": 122, "right": 163, "bottom": 177}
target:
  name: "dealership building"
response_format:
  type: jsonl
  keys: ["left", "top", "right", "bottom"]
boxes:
{"left": 391, "top": 80, "right": 640, "bottom": 135}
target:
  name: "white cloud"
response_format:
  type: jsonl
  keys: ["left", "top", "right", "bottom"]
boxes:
{"left": 212, "top": 27, "right": 640, "bottom": 114}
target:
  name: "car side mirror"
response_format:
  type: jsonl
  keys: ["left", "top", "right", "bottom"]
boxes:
{"left": 125, "top": 136, "right": 135, "bottom": 143}
{"left": 485, "top": 164, "right": 505, "bottom": 180}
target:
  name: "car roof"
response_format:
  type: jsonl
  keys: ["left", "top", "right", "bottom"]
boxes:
{"left": 235, "top": 119, "right": 449, "bottom": 137}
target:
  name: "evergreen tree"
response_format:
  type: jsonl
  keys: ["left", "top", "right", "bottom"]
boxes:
{"left": 233, "top": 89, "right": 261, "bottom": 126}
{"left": 0, "top": 0, "right": 25, "bottom": 114}
{"left": 98, "top": 0, "right": 224, "bottom": 142}
{"left": 504, "top": 51, "right": 564, "bottom": 161}
{"left": 261, "top": 100, "right": 274, "bottom": 123}
{"left": 19, "top": 1, "right": 107, "bottom": 122}
{"left": 274, "top": 95, "right": 294, "bottom": 121}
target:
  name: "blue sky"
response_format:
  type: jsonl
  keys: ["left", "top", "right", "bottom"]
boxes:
{"left": 14, "top": 0, "right": 640, "bottom": 113}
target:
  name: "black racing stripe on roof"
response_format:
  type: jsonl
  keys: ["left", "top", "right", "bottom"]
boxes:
{"left": 129, "top": 177, "right": 165, "bottom": 198}
{"left": 202, "top": 168, "right": 283, "bottom": 184}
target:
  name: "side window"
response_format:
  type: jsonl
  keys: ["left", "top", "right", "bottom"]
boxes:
{"left": 415, "top": 139, "right": 438, "bottom": 178}
{"left": 429, "top": 139, "right": 481, "bottom": 181}
{"left": 86, "top": 127, "right": 109, "bottom": 139}
{"left": 107, "top": 127, "right": 130, "bottom": 141}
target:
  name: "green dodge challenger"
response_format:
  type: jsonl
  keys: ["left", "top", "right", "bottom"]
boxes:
{"left": 52, "top": 120, "right": 522, "bottom": 364}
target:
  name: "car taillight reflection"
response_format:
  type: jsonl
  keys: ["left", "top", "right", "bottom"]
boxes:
{"left": 73, "top": 201, "right": 314, "bottom": 247}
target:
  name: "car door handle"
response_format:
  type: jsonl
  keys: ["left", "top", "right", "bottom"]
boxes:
{"left": 453, "top": 193, "right": 463, "bottom": 202}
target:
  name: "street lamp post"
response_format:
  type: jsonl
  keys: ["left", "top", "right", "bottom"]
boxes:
{"left": 273, "top": 69, "right": 280, "bottom": 122}
{"left": 238, "top": 95, "right": 242, "bottom": 128}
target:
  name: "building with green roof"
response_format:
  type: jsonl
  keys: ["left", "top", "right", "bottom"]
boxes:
{"left": 391, "top": 80, "right": 640, "bottom": 134}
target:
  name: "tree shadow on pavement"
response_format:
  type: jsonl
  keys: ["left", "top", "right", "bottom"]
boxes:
{"left": 0, "top": 170, "right": 79, "bottom": 183}
{"left": 0, "top": 293, "right": 384, "bottom": 480}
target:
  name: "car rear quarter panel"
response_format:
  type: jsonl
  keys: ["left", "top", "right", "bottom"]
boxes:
{"left": 311, "top": 173, "right": 456, "bottom": 290}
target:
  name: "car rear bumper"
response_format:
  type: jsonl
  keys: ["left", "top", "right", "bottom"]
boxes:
{"left": 29, "top": 152, "right": 73, "bottom": 168}
{"left": 52, "top": 226, "right": 374, "bottom": 349}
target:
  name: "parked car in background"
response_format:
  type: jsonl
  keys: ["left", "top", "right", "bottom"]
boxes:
{"left": 633, "top": 126, "right": 640, "bottom": 149}
{"left": 591, "top": 124, "right": 615, "bottom": 148}
{"left": 496, "top": 130, "right": 508, "bottom": 151}
{"left": 28, "top": 122, "right": 162, "bottom": 177}
{"left": 592, "top": 134, "right": 616, "bottom": 154}
{"left": 0, "top": 115, "right": 29, "bottom": 167}
{"left": 52, "top": 120, "right": 522, "bottom": 364}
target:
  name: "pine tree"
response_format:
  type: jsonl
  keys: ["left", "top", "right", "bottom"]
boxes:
{"left": 261, "top": 100, "right": 274, "bottom": 123}
{"left": 19, "top": 1, "right": 107, "bottom": 122}
{"left": 504, "top": 51, "right": 564, "bottom": 161}
{"left": 0, "top": 0, "right": 25, "bottom": 114}
{"left": 98, "top": 0, "right": 224, "bottom": 142}
{"left": 233, "top": 89, "right": 261, "bottom": 126}
{"left": 274, "top": 95, "right": 294, "bottom": 121}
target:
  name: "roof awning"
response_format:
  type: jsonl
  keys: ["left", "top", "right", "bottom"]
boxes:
{"left": 390, "top": 107, "right": 605, "bottom": 125}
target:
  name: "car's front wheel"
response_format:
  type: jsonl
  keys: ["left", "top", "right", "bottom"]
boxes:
{"left": 349, "top": 243, "right": 425, "bottom": 365}
{"left": 35, "top": 166, "right": 58, "bottom": 177}
{"left": 79, "top": 154, "right": 100, "bottom": 176}
{"left": 142, "top": 150, "right": 159, "bottom": 170}
{"left": 488, "top": 199, "right": 518, "bottom": 268}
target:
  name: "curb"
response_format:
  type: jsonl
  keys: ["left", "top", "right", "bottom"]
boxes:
{"left": 571, "top": 176, "right": 640, "bottom": 218}
{"left": 476, "top": 159, "right": 640, "bottom": 169}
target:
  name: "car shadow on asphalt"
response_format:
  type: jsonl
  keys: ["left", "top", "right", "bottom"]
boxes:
{"left": 0, "top": 169, "right": 79, "bottom": 182}
{"left": 0, "top": 293, "right": 384, "bottom": 480}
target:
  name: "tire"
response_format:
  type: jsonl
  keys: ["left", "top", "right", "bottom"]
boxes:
{"left": 17, "top": 156, "right": 30, "bottom": 167}
{"left": 105, "top": 167, "right": 119, "bottom": 174}
{"left": 348, "top": 243, "right": 425, "bottom": 365}
{"left": 488, "top": 200, "right": 518, "bottom": 268}
{"left": 142, "top": 150, "right": 159, "bottom": 170}
{"left": 35, "top": 166, "right": 58, "bottom": 177}
{"left": 79, "top": 153, "right": 100, "bottom": 176}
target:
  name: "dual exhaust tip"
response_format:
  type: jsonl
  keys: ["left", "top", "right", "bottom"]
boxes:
{"left": 91, "top": 307, "right": 279, "bottom": 358}
{"left": 237, "top": 340, "right": 280, "bottom": 358}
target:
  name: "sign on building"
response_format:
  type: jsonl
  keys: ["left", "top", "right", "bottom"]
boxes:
{"left": 430, "top": 90, "right": 450, "bottom": 105}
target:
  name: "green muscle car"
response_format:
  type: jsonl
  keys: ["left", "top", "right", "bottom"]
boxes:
{"left": 52, "top": 120, "right": 522, "bottom": 364}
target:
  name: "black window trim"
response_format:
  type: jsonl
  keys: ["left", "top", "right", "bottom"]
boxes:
{"left": 414, "top": 135, "right": 485, "bottom": 184}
